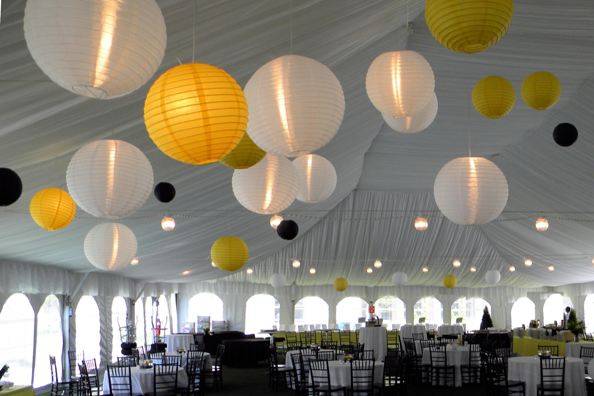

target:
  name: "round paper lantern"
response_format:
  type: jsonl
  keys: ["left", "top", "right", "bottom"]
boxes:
{"left": 334, "top": 277, "right": 348, "bottom": 292}
{"left": 245, "top": 55, "right": 344, "bottom": 157}
{"left": 292, "top": 154, "right": 337, "bottom": 203}
{"left": 84, "top": 223, "right": 137, "bottom": 271}
{"left": 521, "top": 71, "right": 561, "bottom": 111}
{"left": 472, "top": 76, "right": 516, "bottom": 119}
{"left": 0, "top": 168, "right": 22, "bottom": 206}
{"left": 485, "top": 270, "right": 501, "bottom": 285}
{"left": 277, "top": 220, "right": 299, "bottom": 240}
{"left": 553, "top": 123, "right": 578, "bottom": 147}
{"left": 383, "top": 93, "right": 438, "bottom": 134}
{"left": 29, "top": 188, "right": 77, "bottom": 231}
{"left": 232, "top": 154, "right": 297, "bottom": 215}
{"left": 270, "top": 273, "right": 287, "bottom": 289}
{"left": 144, "top": 63, "right": 248, "bottom": 165}
{"left": 220, "top": 133, "right": 266, "bottom": 169}
{"left": 443, "top": 274, "right": 457, "bottom": 289}
{"left": 434, "top": 157, "right": 508, "bottom": 225}
{"left": 24, "top": 0, "right": 166, "bottom": 99}
{"left": 66, "top": 140, "right": 154, "bottom": 219}
{"left": 154, "top": 182, "right": 176, "bottom": 203}
{"left": 366, "top": 50, "right": 435, "bottom": 118}
{"left": 210, "top": 236, "right": 249, "bottom": 272}
{"left": 425, "top": 0, "right": 514, "bottom": 54}
{"left": 392, "top": 272, "right": 408, "bottom": 285}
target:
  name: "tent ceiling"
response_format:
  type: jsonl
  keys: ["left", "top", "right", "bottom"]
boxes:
{"left": 0, "top": 0, "right": 593, "bottom": 289}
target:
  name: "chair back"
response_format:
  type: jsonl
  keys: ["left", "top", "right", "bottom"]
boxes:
{"left": 117, "top": 356, "right": 138, "bottom": 366}
{"left": 78, "top": 363, "right": 92, "bottom": 396}
{"left": 412, "top": 332, "right": 425, "bottom": 341}
{"left": 350, "top": 359, "right": 375, "bottom": 392}
{"left": 539, "top": 356, "right": 566, "bottom": 392}
{"left": 538, "top": 345, "right": 559, "bottom": 356}
{"left": 483, "top": 352, "right": 510, "bottom": 392}
{"left": 153, "top": 363, "right": 179, "bottom": 394}
{"left": 187, "top": 350, "right": 207, "bottom": 366}
{"left": 107, "top": 364, "right": 132, "bottom": 396}
{"left": 383, "top": 351, "right": 406, "bottom": 387}
{"left": 419, "top": 339, "right": 436, "bottom": 351}
{"left": 356, "top": 349, "right": 375, "bottom": 361}
{"left": 321, "top": 340, "right": 338, "bottom": 351}
{"left": 163, "top": 354, "right": 182, "bottom": 367}
{"left": 49, "top": 355, "right": 60, "bottom": 385}
{"left": 189, "top": 342, "right": 205, "bottom": 351}
{"left": 83, "top": 358, "right": 100, "bottom": 390}
{"left": 387, "top": 331, "right": 399, "bottom": 351}
{"left": 148, "top": 351, "right": 164, "bottom": 364}
{"left": 468, "top": 343, "right": 481, "bottom": 367}
{"left": 290, "top": 352, "right": 307, "bottom": 391}
{"left": 68, "top": 350, "right": 77, "bottom": 378}
{"left": 309, "top": 359, "right": 333, "bottom": 392}
{"left": 317, "top": 350, "right": 337, "bottom": 361}
{"left": 339, "top": 330, "right": 351, "bottom": 346}
{"left": 186, "top": 355, "right": 206, "bottom": 394}
{"left": 287, "top": 341, "right": 302, "bottom": 351}
{"left": 403, "top": 339, "right": 417, "bottom": 358}
{"left": 429, "top": 344, "right": 448, "bottom": 367}
{"left": 580, "top": 345, "right": 594, "bottom": 365}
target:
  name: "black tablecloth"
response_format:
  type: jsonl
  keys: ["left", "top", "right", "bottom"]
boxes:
{"left": 198, "top": 331, "right": 248, "bottom": 355}
{"left": 222, "top": 339, "right": 269, "bottom": 368}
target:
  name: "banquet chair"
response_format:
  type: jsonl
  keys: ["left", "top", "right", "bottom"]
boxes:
{"left": 148, "top": 351, "right": 164, "bottom": 364}
{"left": 267, "top": 346, "right": 292, "bottom": 391}
{"left": 538, "top": 356, "right": 566, "bottom": 396}
{"left": 403, "top": 339, "right": 426, "bottom": 385}
{"left": 350, "top": 359, "right": 375, "bottom": 395}
{"left": 419, "top": 339, "right": 436, "bottom": 351}
{"left": 321, "top": 340, "right": 338, "bottom": 351}
{"left": 204, "top": 344, "right": 225, "bottom": 389}
{"left": 382, "top": 351, "right": 407, "bottom": 394}
{"left": 107, "top": 364, "right": 132, "bottom": 396}
{"left": 387, "top": 331, "right": 399, "bottom": 353}
{"left": 538, "top": 345, "right": 560, "bottom": 357}
{"left": 483, "top": 352, "right": 525, "bottom": 396}
{"left": 440, "top": 334, "right": 458, "bottom": 344}
{"left": 288, "top": 341, "right": 303, "bottom": 351}
{"left": 356, "top": 350, "right": 375, "bottom": 361}
{"left": 290, "top": 352, "right": 310, "bottom": 395}
{"left": 68, "top": 350, "right": 79, "bottom": 380}
{"left": 495, "top": 347, "right": 512, "bottom": 360}
{"left": 153, "top": 363, "right": 179, "bottom": 395}
{"left": 77, "top": 363, "right": 92, "bottom": 396}
{"left": 339, "top": 331, "right": 351, "bottom": 347}
{"left": 429, "top": 344, "right": 456, "bottom": 387}
{"left": 318, "top": 350, "right": 337, "bottom": 361}
{"left": 309, "top": 359, "right": 346, "bottom": 395}
{"left": 184, "top": 355, "right": 207, "bottom": 396}
{"left": 117, "top": 356, "right": 138, "bottom": 367}
{"left": 83, "top": 358, "right": 101, "bottom": 396}
{"left": 163, "top": 354, "right": 183, "bottom": 367}
{"left": 186, "top": 350, "right": 207, "bottom": 366}
{"left": 580, "top": 346, "right": 594, "bottom": 373}
{"left": 461, "top": 343, "right": 482, "bottom": 385}
{"left": 50, "top": 355, "right": 78, "bottom": 396}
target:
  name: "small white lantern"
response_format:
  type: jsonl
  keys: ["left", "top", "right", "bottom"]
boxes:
{"left": 366, "top": 50, "right": 435, "bottom": 118}
{"left": 392, "top": 272, "right": 408, "bottom": 285}
{"left": 24, "top": 0, "right": 166, "bottom": 99}
{"left": 373, "top": 259, "right": 382, "bottom": 269}
{"left": 383, "top": 92, "right": 439, "bottom": 134}
{"left": 67, "top": 140, "right": 154, "bottom": 219}
{"left": 232, "top": 154, "right": 298, "bottom": 215}
{"left": 292, "top": 154, "right": 337, "bottom": 203}
{"left": 452, "top": 259, "right": 461, "bottom": 268}
{"left": 548, "top": 265, "right": 555, "bottom": 272}
{"left": 161, "top": 216, "right": 175, "bottom": 232}
{"left": 366, "top": 267, "right": 373, "bottom": 274}
{"left": 292, "top": 259, "right": 301, "bottom": 268}
{"left": 470, "top": 266, "right": 477, "bottom": 272}
{"left": 309, "top": 268, "right": 316, "bottom": 275}
{"left": 509, "top": 265, "right": 516, "bottom": 272}
{"left": 414, "top": 217, "right": 429, "bottom": 231}
{"left": 524, "top": 258, "right": 533, "bottom": 267}
{"left": 84, "top": 223, "right": 137, "bottom": 271}
{"left": 245, "top": 55, "right": 345, "bottom": 157}
{"left": 535, "top": 217, "right": 549, "bottom": 232}
{"left": 270, "top": 214, "right": 284, "bottom": 229}
{"left": 485, "top": 270, "right": 501, "bottom": 285}
{"left": 270, "top": 273, "right": 287, "bottom": 288}
{"left": 434, "top": 157, "right": 508, "bottom": 225}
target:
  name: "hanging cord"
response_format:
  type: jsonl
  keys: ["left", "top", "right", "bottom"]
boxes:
{"left": 289, "top": 0, "right": 294, "bottom": 53}
{"left": 467, "top": 82, "right": 473, "bottom": 157}
{"left": 192, "top": 0, "right": 197, "bottom": 62}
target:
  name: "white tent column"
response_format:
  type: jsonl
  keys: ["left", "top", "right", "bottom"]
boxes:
{"left": 278, "top": 295, "right": 293, "bottom": 330}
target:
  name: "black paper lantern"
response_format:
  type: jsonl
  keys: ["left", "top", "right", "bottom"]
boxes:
{"left": 277, "top": 219, "right": 299, "bottom": 240}
{"left": 553, "top": 123, "right": 578, "bottom": 147}
{"left": 0, "top": 168, "right": 22, "bottom": 206}
{"left": 154, "top": 182, "right": 176, "bottom": 203}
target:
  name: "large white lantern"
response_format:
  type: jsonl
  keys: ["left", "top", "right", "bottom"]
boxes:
{"left": 383, "top": 92, "right": 438, "bottom": 134}
{"left": 270, "top": 273, "right": 287, "bottom": 289}
{"left": 24, "top": 0, "right": 166, "bottom": 99}
{"left": 485, "top": 270, "right": 501, "bottom": 285}
{"left": 67, "top": 140, "right": 154, "bottom": 219}
{"left": 84, "top": 223, "right": 137, "bottom": 271}
{"left": 392, "top": 272, "right": 408, "bottom": 285}
{"left": 292, "top": 154, "right": 337, "bottom": 203}
{"left": 434, "top": 157, "right": 508, "bottom": 225}
{"left": 245, "top": 55, "right": 345, "bottom": 157}
{"left": 232, "top": 154, "right": 297, "bottom": 215}
{"left": 366, "top": 50, "right": 435, "bottom": 118}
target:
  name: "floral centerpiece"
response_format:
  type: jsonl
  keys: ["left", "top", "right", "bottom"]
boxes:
{"left": 529, "top": 320, "right": 540, "bottom": 329}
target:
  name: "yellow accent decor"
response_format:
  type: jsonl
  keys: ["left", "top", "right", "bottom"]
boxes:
{"left": 29, "top": 188, "right": 76, "bottom": 231}
{"left": 472, "top": 76, "right": 516, "bottom": 119}
{"left": 512, "top": 336, "right": 567, "bottom": 356}
{"left": 144, "top": 63, "right": 248, "bottom": 165}
{"left": 334, "top": 277, "right": 348, "bottom": 292}
{"left": 210, "top": 236, "right": 249, "bottom": 272}
{"left": 521, "top": 71, "right": 561, "bottom": 110}
{"left": 425, "top": 0, "right": 514, "bottom": 54}
{"left": 443, "top": 274, "right": 457, "bottom": 289}
{"left": 220, "top": 132, "right": 265, "bottom": 169}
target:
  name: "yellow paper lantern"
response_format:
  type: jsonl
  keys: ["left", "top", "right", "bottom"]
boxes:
{"left": 472, "top": 76, "right": 516, "bottom": 119}
{"left": 210, "top": 236, "right": 249, "bottom": 272}
{"left": 521, "top": 71, "right": 561, "bottom": 111}
{"left": 334, "top": 277, "right": 348, "bottom": 292}
{"left": 29, "top": 188, "right": 77, "bottom": 231}
{"left": 443, "top": 274, "right": 457, "bottom": 289}
{"left": 425, "top": 0, "right": 514, "bottom": 54}
{"left": 144, "top": 63, "right": 248, "bottom": 165}
{"left": 220, "top": 132, "right": 265, "bottom": 169}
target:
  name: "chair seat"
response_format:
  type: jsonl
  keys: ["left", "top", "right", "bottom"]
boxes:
{"left": 537, "top": 383, "right": 564, "bottom": 391}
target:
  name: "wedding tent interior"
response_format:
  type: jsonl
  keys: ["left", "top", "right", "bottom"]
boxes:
{"left": 2, "top": 0, "right": 594, "bottom": 395}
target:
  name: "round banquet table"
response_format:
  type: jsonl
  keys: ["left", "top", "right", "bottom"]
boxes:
{"left": 399, "top": 324, "right": 426, "bottom": 340}
{"left": 566, "top": 342, "right": 594, "bottom": 358}
{"left": 102, "top": 365, "right": 188, "bottom": 395}
{"left": 421, "top": 344, "right": 469, "bottom": 387}
{"left": 507, "top": 356, "right": 586, "bottom": 396}
{"left": 318, "top": 361, "right": 384, "bottom": 388}
{"left": 358, "top": 327, "right": 387, "bottom": 361}
{"left": 437, "top": 324, "right": 464, "bottom": 337}
{"left": 285, "top": 349, "right": 344, "bottom": 369}
{"left": 165, "top": 334, "right": 195, "bottom": 354}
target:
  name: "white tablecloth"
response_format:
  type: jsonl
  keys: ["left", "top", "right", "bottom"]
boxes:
{"left": 358, "top": 327, "right": 387, "bottom": 361}
{"left": 399, "top": 324, "right": 426, "bottom": 341}
{"left": 527, "top": 328, "right": 547, "bottom": 339}
{"left": 285, "top": 350, "right": 343, "bottom": 369}
{"left": 437, "top": 324, "right": 465, "bottom": 337}
{"left": 324, "top": 361, "right": 384, "bottom": 388}
{"left": 566, "top": 342, "right": 594, "bottom": 358}
{"left": 102, "top": 366, "right": 189, "bottom": 395}
{"left": 165, "top": 334, "right": 195, "bottom": 354}
{"left": 421, "top": 344, "right": 469, "bottom": 387}
{"left": 508, "top": 356, "right": 586, "bottom": 396}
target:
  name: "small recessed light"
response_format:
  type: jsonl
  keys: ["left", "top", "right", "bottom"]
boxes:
{"left": 130, "top": 257, "right": 140, "bottom": 266}
{"left": 535, "top": 217, "right": 549, "bottom": 232}
{"left": 292, "top": 259, "right": 301, "bottom": 268}
{"left": 548, "top": 265, "right": 555, "bottom": 272}
{"left": 524, "top": 258, "right": 533, "bottom": 267}
{"left": 246, "top": 268, "right": 253, "bottom": 274}
{"left": 422, "top": 267, "right": 429, "bottom": 273}
{"left": 161, "top": 215, "right": 176, "bottom": 231}
{"left": 414, "top": 217, "right": 428, "bottom": 231}
{"left": 373, "top": 259, "right": 382, "bottom": 268}
{"left": 309, "top": 268, "right": 316, "bottom": 275}
{"left": 270, "top": 214, "right": 283, "bottom": 229}
{"left": 470, "top": 266, "right": 477, "bottom": 272}
{"left": 509, "top": 265, "right": 516, "bottom": 272}
{"left": 366, "top": 267, "right": 373, "bottom": 274}
{"left": 452, "top": 259, "right": 461, "bottom": 268}
{"left": 211, "top": 261, "right": 216, "bottom": 268}
{"left": 181, "top": 270, "right": 191, "bottom": 276}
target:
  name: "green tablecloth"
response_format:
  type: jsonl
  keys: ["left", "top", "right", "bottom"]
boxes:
{"left": 513, "top": 336, "right": 567, "bottom": 356}
{"left": 0, "top": 386, "right": 34, "bottom": 396}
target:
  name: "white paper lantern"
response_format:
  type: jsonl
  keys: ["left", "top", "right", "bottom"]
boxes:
{"left": 67, "top": 140, "right": 154, "bottom": 219}
{"left": 24, "top": 0, "right": 166, "bottom": 99}
{"left": 292, "top": 154, "right": 337, "bottom": 203}
{"left": 366, "top": 50, "right": 435, "bottom": 118}
{"left": 434, "top": 157, "right": 508, "bottom": 225}
{"left": 383, "top": 92, "right": 438, "bottom": 134}
{"left": 245, "top": 55, "right": 345, "bottom": 157}
{"left": 485, "top": 270, "right": 501, "bottom": 285}
{"left": 270, "top": 273, "right": 287, "bottom": 289}
{"left": 392, "top": 272, "right": 408, "bottom": 285}
{"left": 232, "top": 154, "right": 297, "bottom": 215}
{"left": 84, "top": 223, "right": 137, "bottom": 271}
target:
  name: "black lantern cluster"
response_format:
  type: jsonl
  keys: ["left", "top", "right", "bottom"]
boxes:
{"left": 277, "top": 219, "right": 299, "bottom": 240}
{"left": 154, "top": 182, "right": 176, "bottom": 203}
{"left": 553, "top": 123, "right": 578, "bottom": 147}
{"left": 0, "top": 168, "right": 22, "bottom": 206}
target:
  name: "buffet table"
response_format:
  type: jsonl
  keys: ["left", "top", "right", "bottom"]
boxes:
{"left": 102, "top": 365, "right": 188, "bottom": 395}
{"left": 165, "top": 334, "right": 194, "bottom": 354}
{"left": 358, "top": 327, "right": 387, "bottom": 361}
{"left": 222, "top": 338, "right": 269, "bottom": 368}
{"left": 437, "top": 324, "right": 464, "bottom": 337}
{"left": 513, "top": 336, "right": 566, "bottom": 356}
{"left": 508, "top": 356, "right": 585, "bottom": 396}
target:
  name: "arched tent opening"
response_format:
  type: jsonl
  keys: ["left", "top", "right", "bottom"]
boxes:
{"left": 511, "top": 297, "right": 536, "bottom": 329}
{"left": 294, "top": 296, "right": 329, "bottom": 330}
{"left": 375, "top": 296, "right": 406, "bottom": 329}
{"left": 451, "top": 297, "right": 491, "bottom": 331}
{"left": 75, "top": 296, "right": 100, "bottom": 373}
{"left": 34, "top": 294, "right": 63, "bottom": 387}
{"left": 158, "top": 295, "right": 171, "bottom": 336}
{"left": 111, "top": 296, "right": 127, "bottom": 360}
{"left": 245, "top": 294, "right": 280, "bottom": 336}
{"left": 414, "top": 297, "right": 443, "bottom": 326}
{"left": 188, "top": 292, "right": 224, "bottom": 331}
{"left": 0, "top": 293, "right": 34, "bottom": 385}
{"left": 585, "top": 294, "right": 594, "bottom": 334}
{"left": 336, "top": 297, "right": 368, "bottom": 330}
{"left": 543, "top": 294, "right": 573, "bottom": 326}
{"left": 134, "top": 298, "right": 145, "bottom": 349}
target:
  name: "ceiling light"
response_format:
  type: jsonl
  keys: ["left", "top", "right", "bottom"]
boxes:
{"left": 270, "top": 214, "right": 283, "bottom": 229}
{"left": 366, "top": 267, "right": 373, "bottom": 274}
{"left": 181, "top": 270, "right": 191, "bottom": 276}
{"left": 292, "top": 259, "right": 301, "bottom": 268}
{"left": 591, "top": 257, "right": 594, "bottom": 266}
{"left": 422, "top": 267, "right": 429, "bottom": 273}
{"left": 246, "top": 268, "right": 253, "bottom": 274}
{"left": 373, "top": 259, "right": 382, "bottom": 268}
{"left": 509, "top": 265, "right": 516, "bottom": 272}
{"left": 130, "top": 257, "right": 140, "bottom": 266}
{"left": 211, "top": 261, "right": 217, "bottom": 268}
{"left": 452, "top": 259, "right": 461, "bottom": 268}
{"left": 414, "top": 217, "right": 428, "bottom": 231}
{"left": 524, "top": 258, "right": 533, "bottom": 267}
{"left": 309, "top": 268, "right": 316, "bottom": 275}
{"left": 161, "top": 215, "right": 175, "bottom": 231}
{"left": 470, "top": 266, "right": 477, "bottom": 272}
{"left": 535, "top": 217, "right": 549, "bottom": 232}
{"left": 548, "top": 265, "right": 555, "bottom": 272}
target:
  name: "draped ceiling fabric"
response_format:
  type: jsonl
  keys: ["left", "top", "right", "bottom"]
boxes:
{"left": 0, "top": 0, "right": 593, "bottom": 293}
